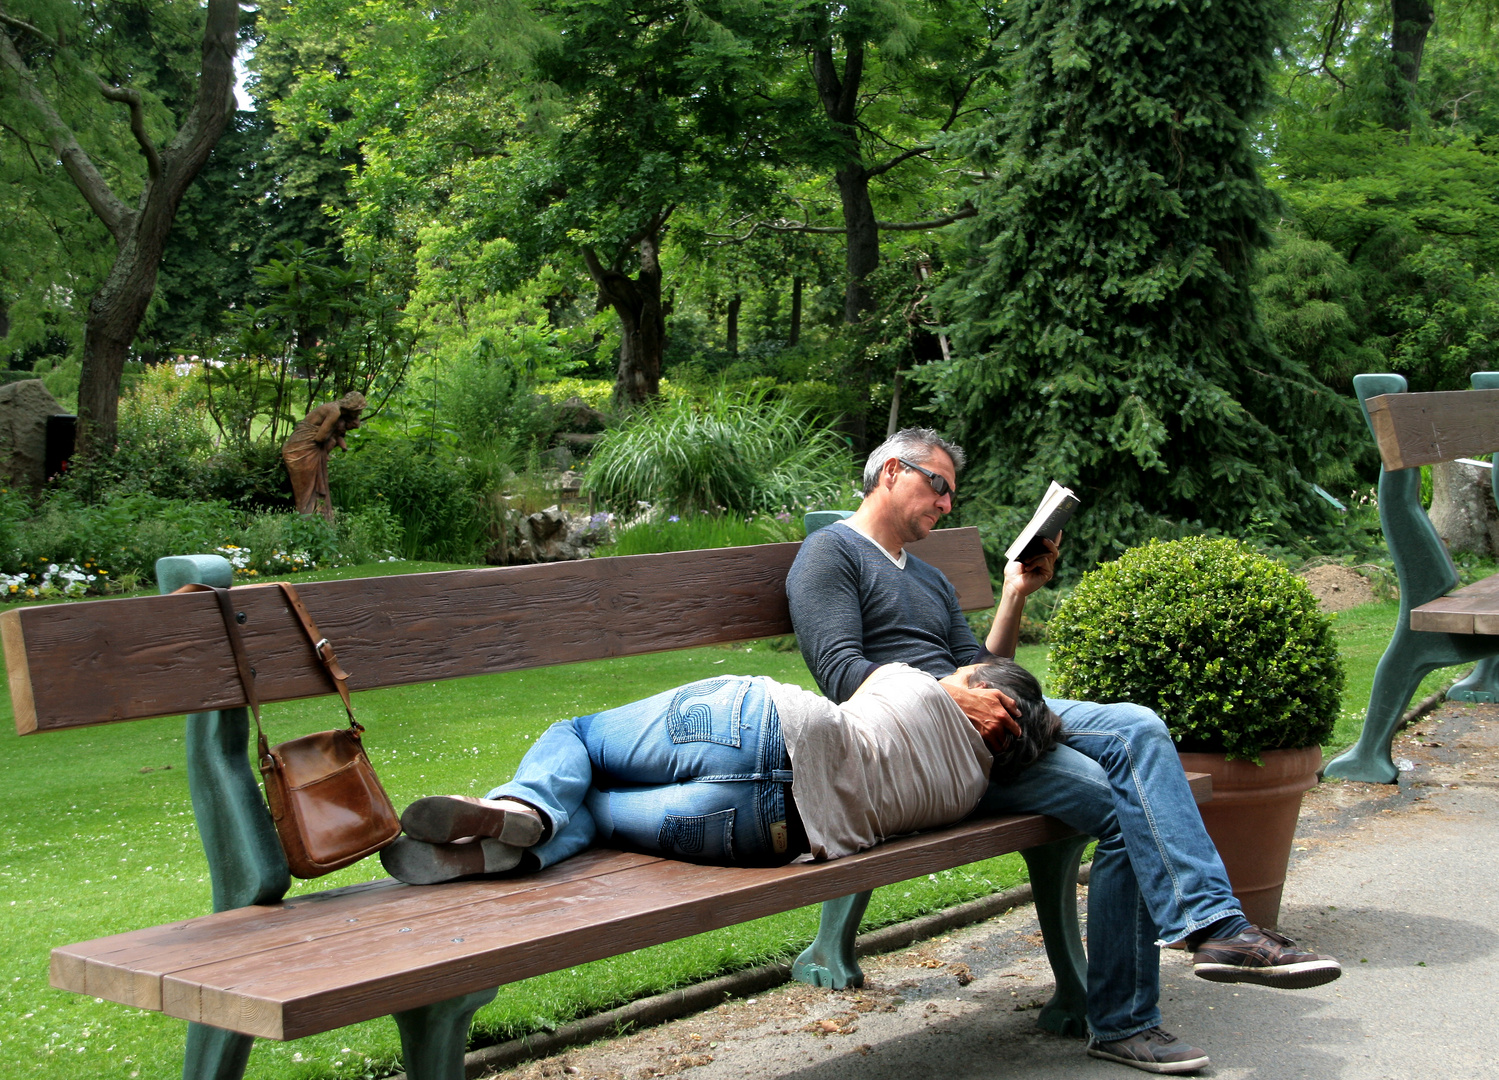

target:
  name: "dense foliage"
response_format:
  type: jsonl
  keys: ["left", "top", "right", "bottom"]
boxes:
{"left": 927, "top": 0, "right": 1359, "bottom": 574}
{"left": 1049, "top": 537, "right": 1344, "bottom": 760}
{"left": 5, "top": 0, "right": 1498, "bottom": 588}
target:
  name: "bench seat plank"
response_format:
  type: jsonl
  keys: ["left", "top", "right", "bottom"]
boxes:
{"left": 5, "top": 530, "right": 992, "bottom": 734}
{"left": 50, "top": 849, "right": 659, "bottom": 1013}
{"left": 55, "top": 773, "right": 1209, "bottom": 1042}
{"left": 1410, "top": 573, "right": 1499, "bottom": 634}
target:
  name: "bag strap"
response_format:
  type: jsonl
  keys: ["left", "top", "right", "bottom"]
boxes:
{"left": 174, "top": 581, "right": 362, "bottom": 766}
{"left": 174, "top": 582, "right": 272, "bottom": 762}
{"left": 275, "top": 581, "right": 359, "bottom": 729}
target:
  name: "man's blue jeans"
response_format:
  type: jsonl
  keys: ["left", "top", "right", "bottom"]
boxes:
{"left": 975, "top": 698, "right": 1244, "bottom": 1042}
{"left": 487, "top": 676, "right": 793, "bottom": 868}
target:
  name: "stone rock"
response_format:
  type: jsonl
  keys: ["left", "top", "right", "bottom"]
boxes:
{"left": 485, "top": 502, "right": 612, "bottom": 565}
{"left": 554, "top": 395, "right": 609, "bottom": 434}
{"left": 1428, "top": 459, "right": 1498, "bottom": 557}
{"left": 0, "top": 380, "right": 65, "bottom": 490}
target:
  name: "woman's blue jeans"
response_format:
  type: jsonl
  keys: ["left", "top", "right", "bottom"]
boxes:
{"left": 975, "top": 698, "right": 1244, "bottom": 1043}
{"left": 487, "top": 676, "right": 793, "bottom": 869}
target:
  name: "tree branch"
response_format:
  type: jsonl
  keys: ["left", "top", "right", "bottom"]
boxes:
{"left": 865, "top": 143, "right": 936, "bottom": 179}
{"left": 0, "top": 28, "right": 129, "bottom": 237}
{"left": 0, "top": 9, "right": 58, "bottom": 47}
{"left": 99, "top": 81, "right": 162, "bottom": 181}
{"left": 877, "top": 204, "right": 976, "bottom": 231}
{"left": 706, "top": 203, "right": 977, "bottom": 244}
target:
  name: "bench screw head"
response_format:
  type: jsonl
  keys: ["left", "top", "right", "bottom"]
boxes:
{"left": 235, "top": 611, "right": 247, "bottom": 624}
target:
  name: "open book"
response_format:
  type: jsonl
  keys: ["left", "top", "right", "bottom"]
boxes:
{"left": 1005, "top": 482, "right": 1081, "bottom": 563}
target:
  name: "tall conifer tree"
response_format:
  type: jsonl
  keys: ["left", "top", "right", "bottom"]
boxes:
{"left": 930, "top": 0, "right": 1354, "bottom": 571}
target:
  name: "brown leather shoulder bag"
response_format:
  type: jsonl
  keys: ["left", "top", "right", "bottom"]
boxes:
{"left": 181, "top": 580, "right": 401, "bottom": 878}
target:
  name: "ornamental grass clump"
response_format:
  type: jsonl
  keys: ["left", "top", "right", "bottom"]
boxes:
{"left": 1049, "top": 537, "right": 1343, "bottom": 761}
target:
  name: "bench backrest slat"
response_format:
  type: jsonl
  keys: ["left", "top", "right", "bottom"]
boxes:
{"left": 1365, "top": 388, "right": 1499, "bottom": 470}
{"left": 5, "top": 528, "right": 992, "bottom": 734}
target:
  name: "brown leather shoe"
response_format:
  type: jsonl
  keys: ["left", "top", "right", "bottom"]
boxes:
{"left": 400, "top": 795, "right": 544, "bottom": 846}
{"left": 380, "top": 836, "right": 523, "bottom": 885}
{"left": 1193, "top": 926, "right": 1342, "bottom": 989}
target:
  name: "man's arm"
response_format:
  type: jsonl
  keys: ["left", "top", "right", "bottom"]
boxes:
{"left": 983, "top": 538, "right": 1059, "bottom": 658}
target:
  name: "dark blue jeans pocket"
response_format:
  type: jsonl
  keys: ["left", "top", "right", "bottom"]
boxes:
{"left": 657, "top": 808, "right": 735, "bottom": 862}
{"left": 665, "top": 677, "right": 751, "bottom": 747}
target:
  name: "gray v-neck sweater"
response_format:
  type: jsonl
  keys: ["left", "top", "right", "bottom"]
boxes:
{"left": 787, "top": 522, "right": 984, "bottom": 703}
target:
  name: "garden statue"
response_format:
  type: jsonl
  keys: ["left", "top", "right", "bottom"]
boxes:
{"left": 282, "top": 391, "right": 366, "bottom": 522}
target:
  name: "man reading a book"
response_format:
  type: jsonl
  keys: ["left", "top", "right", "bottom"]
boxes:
{"left": 785, "top": 427, "right": 1341, "bottom": 1075}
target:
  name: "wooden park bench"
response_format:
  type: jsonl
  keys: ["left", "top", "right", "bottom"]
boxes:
{"left": 5, "top": 529, "right": 1210, "bottom": 1080}
{"left": 1325, "top": 372, "right": 1499, "bottom": 783}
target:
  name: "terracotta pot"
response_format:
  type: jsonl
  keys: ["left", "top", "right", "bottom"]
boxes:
{"left": 1177, "top": 745, "right": 1323, "bottom": 930}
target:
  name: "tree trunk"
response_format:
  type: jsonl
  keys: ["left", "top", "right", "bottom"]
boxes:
{"left": 2, "top": 0, "right": 240, "bottom": 458}
{"left": 1388, "top": 0, "right": 1435, "bottom": 130}
{"left": 812, "top": 41, "right": 877, "bottom": 448}
{"left": 835, "top": 167, "right": 880, "bottom": 324}
{"left": 1429, "top": 459, "right": 1498, "bottom": 557}
{"left": 585, "top": 231, "right": 666, "bottom": 408}
{"left": 887, "top": 366, "right": 902, "bottom": 438}
{"left": 78, "top": 254, "right": 162, "bottom": 452}
{"left": 788, "top": 276, "right": 803, "bottom": 347}
{"left": 726, "top": 292, "right": 741, "bottom": 359}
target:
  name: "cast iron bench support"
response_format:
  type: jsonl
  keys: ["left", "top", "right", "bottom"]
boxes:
{"left": 1325, "top": 372, "right": 1499, "bottom": 783}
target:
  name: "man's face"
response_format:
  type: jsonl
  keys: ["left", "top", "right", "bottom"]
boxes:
{"left": 884, "top": 448, "right": 955, "bottom": 543}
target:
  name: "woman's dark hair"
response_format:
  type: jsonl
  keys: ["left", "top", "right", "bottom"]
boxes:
{"left": 968, "top": 659, "right": 1063, "bottom": 783}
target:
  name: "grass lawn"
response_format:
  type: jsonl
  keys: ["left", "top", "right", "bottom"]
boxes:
{"left": 0, "top": 564, "right": 1460, "bottom": 1080}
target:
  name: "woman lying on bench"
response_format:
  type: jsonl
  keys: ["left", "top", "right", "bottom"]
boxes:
{"left": 381, "top": 660, "right": 1059, "bottom": 884}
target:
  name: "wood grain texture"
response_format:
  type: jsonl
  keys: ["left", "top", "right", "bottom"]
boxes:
{"left": 1364, "top": 389, "right": 1499, "bottom": 470}
{"left": 0, "top": 608, "right": 37, "bottom": 734}
{"left": 49, "top": 850, "right": 657, "bottom": 1010}
{"left": 56, "top": 773, "right": 1209, "bottom": 1040}
{"left": 9, "top": 530, "right": 992, "bottom": 734}
{"left": 1410, "top": 573, "right": 1499, "bottom": 634}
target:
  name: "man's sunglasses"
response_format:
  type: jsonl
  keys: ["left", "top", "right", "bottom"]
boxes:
{"left": 898, "top": 457, "right": 955, "bottom": 499}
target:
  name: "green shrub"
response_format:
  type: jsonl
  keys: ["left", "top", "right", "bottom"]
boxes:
{"left": 1048, "top": 537, "right": 1344, "bottom": 760}
{"left": 200, "top": 441, "right": 294, "bottom": 510}
{"left": 9, "top": 492, "right": 241, "bottom": 583}
{"left": 330, "top": 438, "right": 487, "bottom": 561}
{"left": 584, "top": 392, "right": 853, "bottom": 515}
{"left": 446, "top": 346, "right": 556, "bottom": 456}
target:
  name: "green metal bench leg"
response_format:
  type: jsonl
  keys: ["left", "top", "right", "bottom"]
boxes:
{"left": 159, "top": 556, "right": 292, "bottom": 1080}
{"left": 1325, "top": 624, "right": 1495, "bottom": 783}
{"left": 184, "top": 1023, "right": 255, "bottom": 1080}
{"left": 1448, "top": 655, "right": 1499, "bottom": 703}
{"left": 792, "top": 890, "right": 873, "bottom": 988}
{"left": 1020, "top": 835, "right": 1091, "bottom": 1037}
{"left": 393, "top": 988, "right": 499, "bottom": 1080}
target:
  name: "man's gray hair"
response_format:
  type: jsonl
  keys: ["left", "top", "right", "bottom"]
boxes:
{"left": 861, "top": 427, "right": 967, "bottom": 495}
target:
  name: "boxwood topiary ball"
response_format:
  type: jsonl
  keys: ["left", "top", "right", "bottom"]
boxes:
{"left": 1048, "top": 537, "right": 1343, "bottom": 761}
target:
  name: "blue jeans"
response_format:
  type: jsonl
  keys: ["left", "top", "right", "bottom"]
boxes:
{"left": 487, "top": 676, "right": 794, "bottom": 869}
{"left": 975, "top": 698, "right": 1244, "bottom": 1042}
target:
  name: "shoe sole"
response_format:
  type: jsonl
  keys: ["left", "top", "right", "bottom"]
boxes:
{"left": 380, "top": 837, "right": 521, "bottom": 885}
{"left": 1086, "top": 1046, "right": 1210, "bottom": 1074}
{"left": 402, "top": 797, "right": 544, "bottom": 846}
{"left": 1194, "top": 959, "right": 1342, "bottom": 989}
